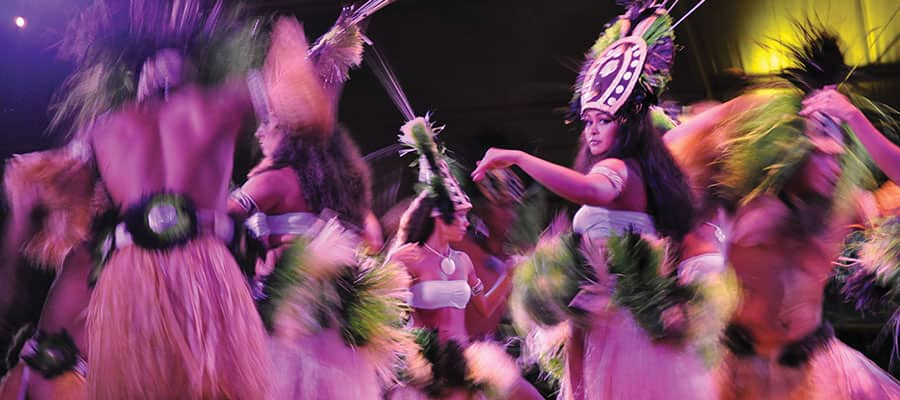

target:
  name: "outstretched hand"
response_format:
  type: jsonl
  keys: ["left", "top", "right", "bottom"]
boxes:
{"left": 471, "top": 148, "right": 520, "bottom": 182}
{"left": 799, "top": 87, "right": 862, "bottom": 125}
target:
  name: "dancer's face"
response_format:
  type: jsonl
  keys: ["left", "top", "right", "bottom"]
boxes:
{"left": 436, "top": 210, "right": 470, "bottom": 242}
{"left": 799, "top": 115, "right": 845, "bottom": 196}
{"left": 582, "top": 109, "right": 619, "bottom": 155}
{"left": 255, "top": 117, "right": 284, "bottom": 158}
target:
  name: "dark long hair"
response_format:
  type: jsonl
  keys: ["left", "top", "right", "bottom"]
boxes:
{"left": 573, "top": 109, "right": 694, "bottom": 240}
{"left": 395, "top": 194, "right": 445, "bottom": 246}
{"left": 270, "top": 125, "right": 371, "bottom": 229}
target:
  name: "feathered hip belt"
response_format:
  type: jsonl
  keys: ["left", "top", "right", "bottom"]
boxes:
{"left": 89, "top": 192, "right": 260, "bottom": 285}
{"left": 722, "top": 322, "right": 835, "bottom": 368}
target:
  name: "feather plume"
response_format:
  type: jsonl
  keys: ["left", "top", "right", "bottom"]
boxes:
{"left": 509, "top": 215, "right": 593, "bottom": 328}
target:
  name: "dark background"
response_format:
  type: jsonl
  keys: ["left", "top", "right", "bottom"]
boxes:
{"left": 3, "top": 0, "right": 898, "bottom": 165}
{"left": 1, "top": 0, "right": 898, "bottom": 381}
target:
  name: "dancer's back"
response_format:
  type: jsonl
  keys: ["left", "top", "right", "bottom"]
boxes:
{"left": 85, "top": 78, "right": 273, "bottom": 400}
{"left": 92, "top": 81, "right": 250, "bottom": 211}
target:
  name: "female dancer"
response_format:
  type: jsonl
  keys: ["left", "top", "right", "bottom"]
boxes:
{"left": 473, "top": 2, "right": 717, "bottom": 399}
{"left": 228, "top": 6, "right": 405, "bottom": 399}
{"left": 668, "top": 25, "right": 900, "bottom": 400}
{"left": 387, "top": 117, "right": 540, "bottom": 400}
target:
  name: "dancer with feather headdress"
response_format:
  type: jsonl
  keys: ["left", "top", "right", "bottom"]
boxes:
{"left": 0, "top": 1, "right": 278, "bottom": 398}
{"left": 227, "top": 2, "right": 411, "bottom": 398}
{"left": 0, "top": 0, "right": 341, "bottom": 397}
{"left": 472, "top": 1, "right": 727, "bottom": 399}
{"left": 385, "top": 116, "right": 537, "bottom": 400}
{"left": 666, "top": 23, "right": 900, "bottom": 399}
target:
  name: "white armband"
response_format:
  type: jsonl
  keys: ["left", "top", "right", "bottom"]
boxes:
{"left": 471, "top": 279, "right": 485, "bottom": 296}
{"left": 589, "top": 165, "right": 625, "bottom": 195}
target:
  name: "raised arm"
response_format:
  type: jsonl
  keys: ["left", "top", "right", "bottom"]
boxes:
{"left": 472, "top": 148, "right": 627, "bottom": 207}
{"left": 460, "top": 251, "right": 512, "bottom": 318}
{"left": 800, "top": 88, "right": 900, "bottom": 183}
{"left": 227, "top": 171, "right": 285, "bottom": 220}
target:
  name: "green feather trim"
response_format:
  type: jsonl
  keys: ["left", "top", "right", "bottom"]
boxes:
{"left": 261, "top": 221, "right": 410, "bottom": 384}
{"left": 640, "top": 13, "right": 672, "bottom": 49}
{"left": 606, "top": 230, "right": 697, "bottom": 340}
{"left": 261, "top": 219, "right": 360, "bottom": 335}
{"left": 688, "top": 268, "right": 739, "bottom": 367}
{"left": 510, "top": 227, "right": 593, "bottom": 328}
{"left": 310, "top": 21, "right": 363, "bottom": 84}
{"left": 50, "top": 0, "right": 267, "bottom": 135}
{"left": 713, "top": 93, "right": 811, "bottom": 207}
{"left": 650, "top": 106, "right": 677, "bottom": 131}
{"left": 337, "top": 259, "right": 410, "bottom": 347}
{"left": 847, "top": 93, "right": 900, "bottom": 187}
{"left": 398, "top": 116, "right": 466, "bottom": 218}
{"left": 638, "top": 14, "right": 675, "bottom": 97}
{"left": 400, "top": 328, "right": 468, "bottom": 397}
{"left": 838, "top": 217, "right": 900, "bottom": 363}
{"left": 504, "top": 186, "right": 551, "bottom": 254}
{"left": 518, "top": 322, "right": 569, "bottom": 383}
{"left": 259, "top": 236, "right": 314, "bottom": 332}
{"left": 857, "top": 217, "right": 900, "bottom": 302}
{"left": 712, "top": 90, "right": 877, "bottom": 212}
{"left": 334, "top": 258, "right": 411, "bottom": 384}
{"left": 398, "top": 329, "right": 517, "bottom": 398}
{"left": 201, "top": 17, "right": 271, "bottom": 87}
{"left": 589, "top": 19, "right": 626, "bottom": 57}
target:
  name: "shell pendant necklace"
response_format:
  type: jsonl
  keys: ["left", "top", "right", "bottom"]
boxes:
{"left": 423, "top": 243, "right": 456, "bottom": 276}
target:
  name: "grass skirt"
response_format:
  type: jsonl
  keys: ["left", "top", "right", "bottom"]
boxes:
{"left": 86, "top": 236, "right": 272, "bottom": 399}
{"left": 717, "top": 336, "right": 900, "bottom": 400}
{"left": 560, "top": 305, "right": 715, "bottom": 400}
{"left": 269, "top": 328, "right": 381, "bottom": 400}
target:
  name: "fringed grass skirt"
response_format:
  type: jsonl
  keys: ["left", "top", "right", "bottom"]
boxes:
{"left": 86, "top": 236, "right": 272, "bottom": 399}
{"left": 269, "top": 327, "right": 380, "bottom": 400}
{"left": 717, "top": 336, "right": 900, "bottom": 400}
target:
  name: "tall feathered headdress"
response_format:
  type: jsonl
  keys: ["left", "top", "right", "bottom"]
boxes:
{"left": 357, "top": 17, "right": 472, "bottom": 220}
{"left": 778, "top": 27, "right": 899, "bottom": 187}
{"left": 707, "top": 24, "right": 895, "bottom": 209}
{"left": 259, "top": 16, "right": 334, "bottom": 138}
{"left": 308, "top": 0, "right": 396, "bottom": 85}
{"left": 397, "top": 116, "right": 472, "bottom": 221}
{"left": 249, "top": 0, "right": 397, "bottom": 137}
{"left": 51, "top": 0, "right": 265, "bottom": 136}
{"left": 570, "top": 0, "right": 676, "bottom": 121}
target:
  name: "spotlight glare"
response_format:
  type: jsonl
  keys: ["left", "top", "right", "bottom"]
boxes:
{"left": 15, "top": 16, "right": 26, "bottom": 29}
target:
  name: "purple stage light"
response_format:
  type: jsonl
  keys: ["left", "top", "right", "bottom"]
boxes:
{"left": 15, "top": 16, "right": 26, "bottom": 29}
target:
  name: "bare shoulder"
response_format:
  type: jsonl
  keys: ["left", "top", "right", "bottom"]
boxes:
{"left": 204, "top": 79, "right": 252, "bottom": 119}
{"left": 590, "top": 158, "right": 631, "bottom": 182}
{"left": 240, "top": 170, "right": 287, "bottom": 208}
{"left": 250, "top": 167, "right": 295, "bottom": 185}
{"left": 390, "top": 242, "right": 421, "bottom": 259}
{"left": 592, "top": 158, "right": 627, "bottom": 172}
{"left": 391, "top": 243, "right": 425, "bottom": 260}
{"left": 388, "top": 243, "right": 425, "bottom": 277}
{"left": 160, "top": 84, "right": 245, "bottom": 142}
{"left": 452, "top": 249, "right": 473, "bottom": 266}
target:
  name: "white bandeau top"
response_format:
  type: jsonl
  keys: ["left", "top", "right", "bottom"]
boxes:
{"left": 408, "top": 280, "right": 472, "bottom": 310}
{"left": 245, "top": 211, "right": 325, "bottom": 238}
{"left": 676, "top": 253, "right": 726, "bottom": 284}
{"left": 573, "top": 206, "right": 657, "bottom": 240}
